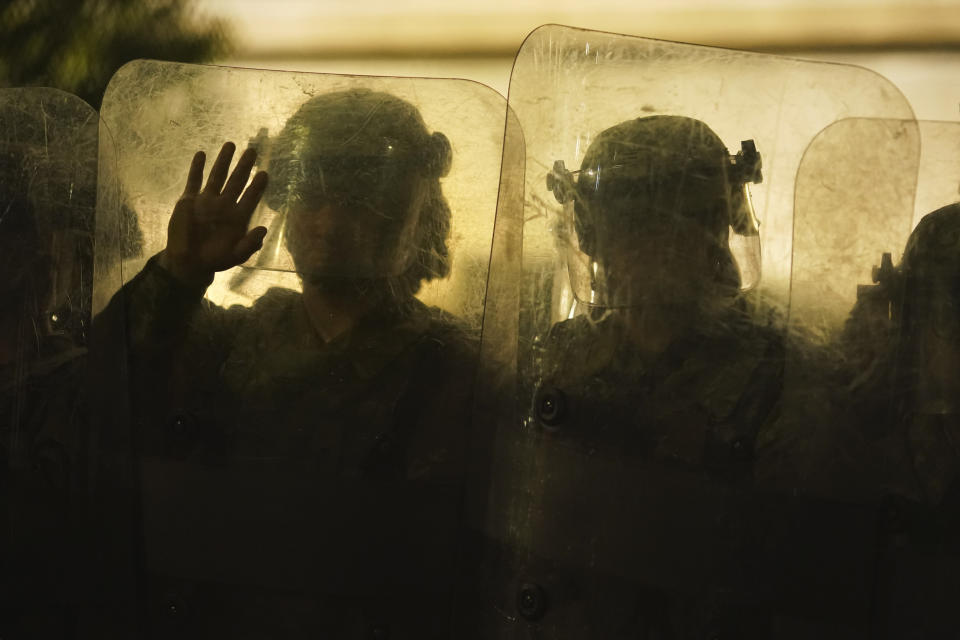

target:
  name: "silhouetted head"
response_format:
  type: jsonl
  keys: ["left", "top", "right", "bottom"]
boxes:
{"left": 898, "top": 203, "right": 960, "bottom": 414}
{"left": 266, "top": 89, "right": 453, "bottom": 296}
{"left": 548, "top": 115, "right": 762, "bottom": 307}
{"left": 0, "top": 149, "right": 50, "bottom": 308}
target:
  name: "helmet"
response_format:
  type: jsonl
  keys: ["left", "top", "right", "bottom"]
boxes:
{"left": 896, "top": 203, "right": 960, "bottom": 345}
{"left": 896, "top": 203, "right": 960, "bottom": 414}
{"left": 546, "top": 116, "right": 762, "bottom": 306}
{"left": 548, "top": 115, "right": 761, "bottom": 257}
{"left": 262, "top": 89, "right": 453, "bottom": 289}
{"left": 902, "top": 203, "right": 960, "bottom": 285}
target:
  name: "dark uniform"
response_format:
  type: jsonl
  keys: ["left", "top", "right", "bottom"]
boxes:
{"left": 536, "top": 302, "right": 782, "bottom": 477}
{"left": 125, "top": 259, "right": 473, "bottom": 478}
{"left": 0, "top": 89, "right": 102, "bottom": 638}
{"left": 468, "top": 116, "right": 825, "bottom": 638}
{"left": 771, "top": 204, "right": 960, "bottom": 506}
{"left": 106, "top": 89, "right": 479, "bottom": 638}
{"left": 885, "top": 203, "right": 960, "bottom": 505}
{"left": 1, "top": 335, "right": 87, "bottom": 639}
{"left": 832, "top": 203, "right": 960, "bottom": 638}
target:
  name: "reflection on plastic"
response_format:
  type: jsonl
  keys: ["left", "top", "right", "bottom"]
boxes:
{"left": 100, "top": 60, "right": 506, "bottom": 326}
{"left": 97, "top": 60, "right": 510, "bottom": 637}
{"left": 0, "top": 87, "right": 107, "bottom": 637}
{"left": 466, "top": 25, "right": 936, "bottom": 639}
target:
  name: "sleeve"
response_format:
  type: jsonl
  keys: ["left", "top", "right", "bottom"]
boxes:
{"left": 116, "top": 254, "right": 212, "bottom": 357}
{"left": 95, "top": 254, "right": 241, "bottom": 458}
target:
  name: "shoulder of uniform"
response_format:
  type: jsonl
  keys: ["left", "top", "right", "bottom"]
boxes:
{"left": 408, "top": 300, "right": 479, "bottom": 364}
{"left": 238, "top": 286, "right": 301, "bottom": 315}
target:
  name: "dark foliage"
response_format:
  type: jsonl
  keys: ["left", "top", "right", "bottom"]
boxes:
{"left": 0, "top": 0, "right": 230, "bottom": 107}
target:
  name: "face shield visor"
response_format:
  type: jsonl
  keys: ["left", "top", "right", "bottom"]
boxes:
{"left": 547, "top": 130, "right": 762, "bottom": 309}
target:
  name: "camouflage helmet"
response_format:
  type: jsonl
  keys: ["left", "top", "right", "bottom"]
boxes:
{"left": 902, "top": 202, "right": 960, "bottom": 278}
{"left": 899, "top": 203, "right": 960, "bottom": 341}
{"left": 263, "top": 89, "right": 454, "bottom": 290}
{"left": 547, "top": 115, "right": 761, "bottom": 258}
{"left": 264, "top": 88, "right": 451, "bottom": 213}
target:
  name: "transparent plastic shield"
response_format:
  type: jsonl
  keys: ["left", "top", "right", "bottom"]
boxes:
{"left": 101, "top": 60, "right": 504, "bottom": 325}
{"left": 787, "top": 118, "right": 920, "bottom": 346}
{"left": 511, "top": 25, "right": 914, "bottom": 322}
{"left": 468, "top": 25, "right": 919, "bottom": 637}
{"left": 0, "top": 88, "right": 121, "bottom": 632}
{"left": 904, "top": 123, "right": 960, "bottom": 426}
{"left": 0, "top": 89, "right": 100, "bottom": 352}
{"left": 877, "top": 122, "right": 960, "bottom": 640}
{"left": 772, "top": 119, "right": 960, "bottom": 638}
{"left": 98, "top": 61, "right": 507, "bottom": 635}
{"left": 549, "top": 120, "right": 764, "bottom": 309}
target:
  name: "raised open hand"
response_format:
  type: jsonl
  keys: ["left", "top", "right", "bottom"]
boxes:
{"left": 159, "top": 142, "right": 269, "bottom": 288}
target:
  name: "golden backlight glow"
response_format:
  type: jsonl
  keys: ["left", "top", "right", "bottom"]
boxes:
{"left": 188, "top": 1, "right": 960, "bottom": 331}
{"left": 201, "top": 0, "right": 960, "bottom": 55}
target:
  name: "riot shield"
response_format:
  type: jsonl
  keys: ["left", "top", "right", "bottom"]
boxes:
{"left": 469, "top": 24, "right": 920, "bottom": 638}
{"left": 0, "top": 87, "right": 123, "bottom": 635}
{"left": 773, "top": 118, "right": 960, "bottom": 638}
{"left": 753, "top": 116, "right": 922, "bottom": 636}
{"left": 98, "top": 60, "right": 507, "bottom": 636}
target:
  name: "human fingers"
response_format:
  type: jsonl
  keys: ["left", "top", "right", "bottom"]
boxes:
{"left": 183, "top": 151, "right": 205, "bottom": 196}
{"left": 203, "top": 141, "right": 236, "bottom": 195}
{"left": 222, "top": 147, "right": 258, "bottom": 202}
{"left": 231, "top": 226, "right": 268, "bottom": 265}
{"left": 235, "top": 171, "right": 269, "bottom": 223}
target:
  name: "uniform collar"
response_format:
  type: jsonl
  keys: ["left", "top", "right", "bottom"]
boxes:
{"left": 291, "top": 294, "right": 436, "bottom": 381}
